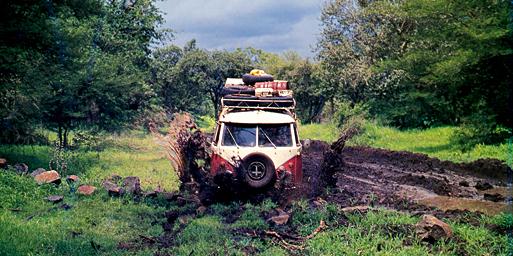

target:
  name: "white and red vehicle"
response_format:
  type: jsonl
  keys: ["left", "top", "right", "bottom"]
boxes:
{"left": 210, "top": 78, "right": 302, "bottom": 189}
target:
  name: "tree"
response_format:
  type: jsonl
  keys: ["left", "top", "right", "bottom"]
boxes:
{"left": 152, "top": 44, "right": 253, "bottom": 117}
{"left": 317, "top": 0, "right": 512, "bottom": 130}
{"left": 0, "top": 0, "right": 166, "bottom": 145}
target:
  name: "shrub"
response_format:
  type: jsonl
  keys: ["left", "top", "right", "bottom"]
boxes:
{"left": 334, "top": 101, "right": 369, "bottom": 127}
{"left": 452, "top": 110, "right": 512, "bottom": 151}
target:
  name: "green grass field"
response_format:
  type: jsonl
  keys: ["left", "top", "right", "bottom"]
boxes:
{"left": 0, "top": 125, "right": 511, "bottom": 255}
{"left": 300, "top": 122, "right": 512, "bottom": 163}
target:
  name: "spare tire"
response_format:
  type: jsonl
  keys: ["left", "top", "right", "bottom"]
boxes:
{"left": 221, "top": 86, "right": 255, "bottom": 96}
{"left": 242, "top": 74, "right": 274, "bottom": 85}
{"left": 241, "top": 153, "right": 276, "bottom": 189}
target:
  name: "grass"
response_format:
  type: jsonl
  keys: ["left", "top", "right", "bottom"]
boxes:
{"left": 300, "top": 122, "right": 512, "bottom": 163}
{"left": 0, "top": 131, "right": 176, "bottom": 255}
{"left": 0, "top": 129, "right": 511, "bottom": 255}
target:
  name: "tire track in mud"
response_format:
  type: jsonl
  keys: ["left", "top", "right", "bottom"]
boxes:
{"left": 301, "top": 141, "right": 512, "bottom": 215}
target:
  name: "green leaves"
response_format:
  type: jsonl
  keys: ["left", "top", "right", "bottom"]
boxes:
{"left": 1, "top": 0, "right": 166, "bottom": 144}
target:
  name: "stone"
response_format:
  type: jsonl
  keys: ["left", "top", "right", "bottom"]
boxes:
{"left": 30, "top": 168, "right": 46, "bottom": 177}
{"left": 47, "top": 195, "right": 64, "bottom": 203}
{"left": 66, "top": 175, "right": 79, "bottom": 183}
{"left": 143, "top": 191, "right": 158, "bottom": 198}
{"left": 313, "top": 197, "right": 327, "bottom": 207}
{"left": 160, "top": 192, "right": 178, "bottom": 201}
{"left": 165, "top": 210, "right": 179, "bottom": 223}
{"left": 60, "top": 203, "right": 72, "bottom": 210}
{"left": 196, "top": 206, "right": 207, "bottom": 215}
{"left": 14, "top": 163, "right": 29, "bottom": 174}
{"left": 102, "top": 180, "right": 124, "bottom": 196}
{"left": 0, "top": 158, "right": 6, "bottom": 168}
{"left": 162, "top": 222, "right": 173, "bottom": 232}
{"left": 475, "top": 181, "right": 493, "bottom": 190}
{"left": 34, "top": 170, "right": 61, "bottom": 185}
{"left": 122, "top": 176, "right": 141, "bottom": 195}
{"left": 269, "top": 213, "right": 290, "bottom": 225}
{"left": 483, "top": 193, "right": 505, "bottom": 202}
{"left": 415, "top": 214, "right": 452, "bottom": 243}
{"left": 108, "top": 174, "right": 122, "bottom": 183}
{"left": 77, "top": 185, "right": 96, "bottom": 195}
{"left": 268, "top": 208, "right": 290, "bottom": 225}
{"left": 341, "top": 205, "right": 370, "bottom": 213}
{"left": 458, "top": 180, "right": 469, "bottom": 187}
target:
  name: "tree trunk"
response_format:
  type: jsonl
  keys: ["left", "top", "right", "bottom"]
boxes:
{"left": 63, "top": 127, "right": 69, "bottom": 148}
{"left": 58, "top": 125, "right": 63, "bottom": 147}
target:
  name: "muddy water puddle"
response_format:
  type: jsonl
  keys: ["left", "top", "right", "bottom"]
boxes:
{"left": 418, "top": 196, "right": 510, "bottom": 215}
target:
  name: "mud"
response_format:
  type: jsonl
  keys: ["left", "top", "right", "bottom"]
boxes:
{"left": 301, "top": 142, "right": 512, "bottom": 216}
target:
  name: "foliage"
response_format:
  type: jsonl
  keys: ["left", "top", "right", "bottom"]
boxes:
{"left": 151, "top": 42, "right": 253, "bottom": 117}
{"left": 299, "top": 122, "right": 511, "bottom": 163}
{"left": 317, "top": 0, "right": 513, "bottom": 134}
{"left": 0, "top": 0, "right": 166, "bottom": 145}
{"left": 452, "top": 107, "right": 512, "bottom": 151}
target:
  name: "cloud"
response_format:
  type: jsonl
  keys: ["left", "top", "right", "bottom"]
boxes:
{"left": 156, "top": 0, "right": 322, "bottom": 57}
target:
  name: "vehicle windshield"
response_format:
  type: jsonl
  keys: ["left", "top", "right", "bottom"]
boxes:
{"left": 221, "top": 123, "right": 292, "bottom": 147}
{"left": 222, "top": 124, "right": 256, "bottom": 147}
{"left": 258, "top": 124, "right": 292, "bottom": 147}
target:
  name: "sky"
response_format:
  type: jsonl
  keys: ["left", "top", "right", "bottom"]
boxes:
{"left": 156, "top": 0, "right": 323, "bottom": 57}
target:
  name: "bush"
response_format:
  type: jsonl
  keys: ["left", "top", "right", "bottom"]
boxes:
{"left": 452, "top": 111, "right": 512, "bottom": 151}
{"left": 334, "top": 101, "right": 369, "bottom": 127}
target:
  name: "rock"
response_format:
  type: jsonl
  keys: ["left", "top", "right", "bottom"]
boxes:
{"left": 176, "top": 196, "right": 187, "bottom": 206}
{"left": 14, "top": 163, "right": 29, "bottom": 174}
{"left": 47, "top": 195, "right": 64, "bottom": 203}
{"left": 34, "top": 170, "right": 61, "bottom": 185}
{"left": 269, "top": 214, "right": 290, "bottom": 225}
{"left": 178, "top": 215, "right": 193, "bottom": 225}
{"left": 77, "top": 185, "right": 96, "bottom": 195}
{"left": 313, "top": 197, "right": 327, "bottom": 207}
{"left": 196, "top": 206, "right": 207, "bottom": 215}
{"left": 30, "top": 168, "right": 46, "bottom": 177}
{"left": 162, "top": 222, "right": 172, "bottom": 232}
{"left": 66, "top": 175, "right": 79, "bottom": 183}
{"left": 458, "top": 180, "right": 469, "bottom": 187}
{"left": 475, "top": 181, "right": 493, "bottom": 190}
{"left": 160, "top": 192, "right": 178, "bottom": 201}
{"left": 415, "top": 214, "right": 452, "bottom": 243}
{"left": 165, "top": 210, "right": 179, "bottom": 223}
{"left": 268, "top": 208, "right": 290, "bottom": 225}
{"left": 107, "top": 174, "right": 122, "bottom": 183}
{"left": 102, "top": 180, "right": 124, "bottom": 196}
{"left": 484, "top": 193, "right": 505, "bottom": 202}
{"left": 341, "top": 205, "right": 370, "bottom": 213}
{"left": 143, "top": 191, "right": 158, "bottom": 198}
{"left": 122, "top": 176, "right": 141, "bottom": 195}
{"left": 60, "top": 203, "right": 72, "bottom": 210}
{"left": 0, "top": 158, "right": 6, "bottom": 168}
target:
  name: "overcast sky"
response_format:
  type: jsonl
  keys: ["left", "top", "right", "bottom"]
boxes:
{"left": 156, "top": 0, "right": 323, "bottom": 57}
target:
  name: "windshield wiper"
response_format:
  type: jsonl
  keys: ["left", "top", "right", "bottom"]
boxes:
{"left": 259, "top": 127, "right": 276, "bottom": 148}
{"left": 225, "top": 126, "right": 239, "bottom": 147}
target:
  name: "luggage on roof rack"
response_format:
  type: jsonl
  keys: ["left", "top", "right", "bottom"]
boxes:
{"left": 221, "top": 95, "right": 295, "bottom": 109}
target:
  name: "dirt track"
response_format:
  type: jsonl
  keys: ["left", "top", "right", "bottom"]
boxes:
{"left": 302, "top": 140, "right": 512, "bottom": 215}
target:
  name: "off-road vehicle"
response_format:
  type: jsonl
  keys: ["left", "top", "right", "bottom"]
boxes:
{"left": 210, "top": 76, "right": 302, "bottom": 189}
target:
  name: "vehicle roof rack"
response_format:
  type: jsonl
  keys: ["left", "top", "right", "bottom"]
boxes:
{"left": 221, "top": 96, "right": 295, "bottom": 110}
